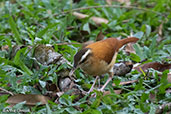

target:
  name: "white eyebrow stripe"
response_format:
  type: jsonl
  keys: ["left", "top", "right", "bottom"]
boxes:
{"left": 80, "top": 49, "right": 91, "bottom": 63}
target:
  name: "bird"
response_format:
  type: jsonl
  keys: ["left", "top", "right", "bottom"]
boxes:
{"left": 69, "top": 37, "right": 139, "bottom": 94}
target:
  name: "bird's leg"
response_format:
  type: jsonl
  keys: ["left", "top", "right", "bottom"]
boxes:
{"left": 87, "top": 76, "right": 99, "bottom": 94}
{"left": 98, "top": 76, "right": 101, "bottom": 88}
{"left": 99, "top": 72, "right": 113, "bottom": 92}
{"left": 98, "top": 52, "right": 117, "bottom": 92}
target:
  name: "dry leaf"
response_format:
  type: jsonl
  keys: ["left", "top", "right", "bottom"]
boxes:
{"left": 6, "top": 94, "right": 50, "bottom": 106}
{"left": 122, "top": 19, "right": 130, "bottom": 23}
{"left": 112, "top": 80, "right": 137, "bottom": 86}
{"left": 134, "top": 62, "right": 171, "bottom": 72}
{"left": 124, "top": 43, "right": 136, "bottom": 54}
{"left": 72, "top": 12, "right": 88, "bottom": 19}
{"left": 96, "top": 31, "right": 105, "bottom": 41}
{"left": 134, "top": 62, "right": 171, "bottom": 82}
{"left": 106, "top": 0, "right": 113, "bottom": 5}
{"left": 158, "top": 22, "right": 163, "bottom": 36}
{"left": 106, "top": 0, "right": 130, "bottom": 6}
{"left": 117, "top": 0, "right": 130, "bottom": 6}
{"left": 56, "top": 92, "right": 64, "bottom": 97}
{"left": 104, "top": 90, "right": 122, "bottom": 95}
{"left": 157, "top": 22, "right": 164, "bottom": 42}
{"left": 91, "top": 17, "right": 109, "bottom": 25}
{"left": 72, "top": 12, "right": 109, "bottom": 25}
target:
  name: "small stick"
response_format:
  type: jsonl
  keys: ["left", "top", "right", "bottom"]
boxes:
{"left": 53, "top": 5, "right": 166, "bottom": 17}
{"left": 0, "top": 87, "right": 14, "bottom": 96}
{"left": 112, "top": 80, "right": 138, "bottom": 86}
{"left": 56, "top": 42, "right": 81, "bottom": 46}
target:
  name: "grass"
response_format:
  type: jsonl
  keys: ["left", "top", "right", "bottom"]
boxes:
{"left": 0, "top": 0, "right": 170, "bottom": 113}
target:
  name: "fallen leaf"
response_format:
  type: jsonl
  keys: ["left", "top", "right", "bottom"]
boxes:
{"left": 103, "top": 90, "right": 122, "bottom": 95}
{"left": 6, "top": 94, "right": 50, "bottom": 106}
{"left": 112, "top": 80, "right": 138, "bottom": 86}
{"left": 56, "top": 92, "right": 64, "bottom": 97}
{"left": 158, "top": 22, "right": 163, "bottom": 37}
{"left": 134, "top": 62, "right": 171, "bottom": 72}
{"left": 122, "top": 19, "right": 130, "bottom": 23}
{"left": 96, "top": 31, "right": 105, "bottom": 41}
{"left": 117, "top": 0, "right": 131, "bottom": 6}
{"left": 91, "top": 16, "right": 109, "bottom": 25}
{"left": 106, "top": 0, "right": 113, "bottom": 5}
{"left": 124, "top": 43, "right": 136, "bottom": 54}
{"left": 72, "top": 12, "right": 88, "bottom": 19}
{"left": 72, "top": 12, "right": 109, "bottom": 25}
{"left": 106, "top": 0, "right": 130, "bottom": 6}
{"left": 157, "top": 22, "right": 164, "bottom": 42}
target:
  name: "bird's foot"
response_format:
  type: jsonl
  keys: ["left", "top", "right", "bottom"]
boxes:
{"left": 86, "top": 89, "right": 104, "bottom": 98}
{"left": 97, "top": 88, "right": 105, "bottom": 93}
{"left": 87, "top": 90, "right": 92, "bottom": 95}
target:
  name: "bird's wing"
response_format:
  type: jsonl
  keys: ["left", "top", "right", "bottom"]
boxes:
{"left": 86, "top": 38, "right": 118, "bottom": 64}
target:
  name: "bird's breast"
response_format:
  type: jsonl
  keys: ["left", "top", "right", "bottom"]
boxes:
{"left": 79, "top": 56, "right": 112, "bottom": 76}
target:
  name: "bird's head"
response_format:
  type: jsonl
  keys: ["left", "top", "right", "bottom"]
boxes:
{"left": 69, "top": 48, "right": 92, "bottom": 76}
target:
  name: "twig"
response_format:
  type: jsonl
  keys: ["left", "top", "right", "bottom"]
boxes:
{"left": 0, "top": 87, "right": 14, "bottom": 96}
{"left": 112, "top": 80, "right": 138, "bottom": 86}
{"left": 56, "top": 42, "right": 81, "bottom": 46}
{"left": 0, "top": 33, "right": 13, "bottom": 36}
{"left": 52, "top": 35, "right": 58, "bottom": 41}
{"left": 52, "top": 5, "right": 166, "bottom": 17}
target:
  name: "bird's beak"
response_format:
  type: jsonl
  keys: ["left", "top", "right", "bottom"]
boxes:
{"left": 69, "top": 68, "right": 76, "bottom": 77}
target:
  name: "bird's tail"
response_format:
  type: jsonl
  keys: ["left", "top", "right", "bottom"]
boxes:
{"left": 118, "top": 37, "right": 139, "bottom": 50}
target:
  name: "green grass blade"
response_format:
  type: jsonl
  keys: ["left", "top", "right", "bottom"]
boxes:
{"left": 37, "top": 23, "right": 59, "bottom": 38}
{"left": 14, "top": 47, "right": 33, "bottom": 75}
{"left": 8, "top": 16, "right": 22, "bottom": 44}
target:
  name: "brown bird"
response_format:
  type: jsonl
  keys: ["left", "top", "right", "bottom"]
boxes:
{"left": 69, "top": 37, "right": 139, "bottom": 93}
